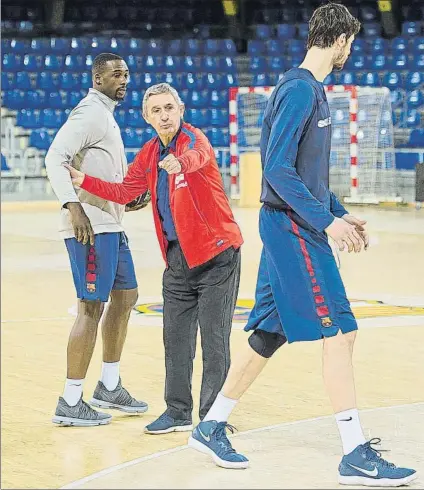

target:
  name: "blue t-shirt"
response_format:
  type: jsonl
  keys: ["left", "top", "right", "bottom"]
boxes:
{"left": 260, "top": 67, "right": 347, "bottom": 232}
{"left": 157, "top": 132, "right": 179, "bottom": 242}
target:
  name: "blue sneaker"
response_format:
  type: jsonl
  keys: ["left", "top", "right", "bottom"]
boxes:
{"left": 144, "top": 412, "right": 193, "bottom": 434}
{"left": 339, "top": 438, "right": 417, "bottom": 487}
{"left": 188, "top": 420, "right": 249, "bottom": 469}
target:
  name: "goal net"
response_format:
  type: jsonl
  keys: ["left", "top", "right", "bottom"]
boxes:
{"left": 229, "top": 85, "right": 401, "bottom": 204}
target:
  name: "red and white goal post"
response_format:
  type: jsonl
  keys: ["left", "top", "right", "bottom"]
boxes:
{"left": 228, "top": 85, "right": 402, "bottom": 204}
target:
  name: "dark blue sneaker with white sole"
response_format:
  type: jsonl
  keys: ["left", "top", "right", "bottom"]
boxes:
{"left": 144, "top": 412, "right": 193, "bottom": 434}
{"left": 339, "top": 438, "right": 417, "bottom": 487}
{"left": 188, "top": 420, "right": 249, "bottom": 469}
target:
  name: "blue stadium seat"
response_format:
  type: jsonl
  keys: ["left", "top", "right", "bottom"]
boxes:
{"left": 183, "top": 56, "right": 196, "bottom": 71}
{"left": 352, "top": 38, "right": 366, "bottom": 53}
{"left": 221, "top": 39, "right": 237, "bottom": 55}
{"left": 38, "top": 72, "right": 56, "bottom": 90}
{"left": 339, "top": 72, "right": 356, "bottom": 85}
{"left": 127, "top": 108, "right": 144, "bottom": 128}
{"left": 209, "top": 90, "right": 227, "bottom": 108}
{"left": 409, "top": 129, "right": 424, "bottom": 147}
{"left": 68, "top": 91, "right": 84, "bottom": 108}
{"left": 352, "top": 54, "right": 367, "bottom": 70}
{"left": 60, "top": 72, "right": 79, "bottom": 90}
{"left": 147, "top": 39, "right": 164, "bottom": 56}
{"left": 50, "top": 38, "right": 71, "bottom": 54}
{"left": 209, "top": 108, "right": 228, "bottom": 127}
{"left": 184, "top": 39, "right": 202, "bottom": 56}
{"left": 9, "top": 38, "right": 30, "bottom": 53}
{"left": 186, "top": 108, "right": 206, "bottom": 127}
{"left": 406, "top": 89, "right": 424, "bottom": 108}
{"left": 27, "top": 89, "right": 46, "bottom": 108}
{"left": 370, "top": 53, "right": 387, "bottom": 70}
{"left": 265, "top": 39, "right": 282, "bottom": 56}
{"left": 405, "top": 109, "right": 421, "bottom": 128}
{"left": 139, "top": 73, "right": 159, "bottom": 89}
{"left": 391, "top": 37, "right": 408, "bottom": 53}
{"left": 29, "top": 129, "right": 52, "bottom": 150}
{"left": 3, "top": 90, "right": 26, "bottom": 110}
{"left": 187, "top": 90, "right": 208, "bottom": 109}
{"left": 221, "top": 56, "right": 236, "bottom": 73}
{"left": 277, "top": 24, "right": 296, "bottom": 39}
{"left": 362, "top": 22, "right": 381, "bottom": 37}
{"left": 255, "top": 24, "right": 272, "bottom": 40}
{"left": 182, "top": 73, "right": 203, "bottom": 91}
{"left": 47, "top": 91, "right": 65, "bottom": 109}
{"left": 205, "top": 73, "right": 223, "bottom": 90}
{"left": 288, "top": 39, "right": 304, "bottom": 55}
{"left": 140, "top": 127, "right": 155, "bottom": 145}
{"left": 2, "top": 53, "right": 22, "bottom": 71}
{"left": 358, "top": 72, "right": 380, "bottom": 86}
{"left": 405, "top": 71, "right": 424, "bottom": 90}
{"left": 1, "top": 153, "right": 10, "bottom": 171}
{"left": 167, "top": 39, "right": 183, "bottom": 56}
{"left": 162, "top": 72, "right": 176, "bottom": 87}
{"left": 90, "top": 37, "right": 110, "bottom": 55}
{"left": 222, "top": 73, "right": 237, "bottom": 87}
{"left": 126, "top": 55, "right": 141, "bottom": 72}
{"left": 252, "top": 73, "right": 271, "bottom": 86}
{"left": 16, "top": 109, "right": 40, "bottom": 129}
{"left": 250, "top": 56, "right": 267, "bottom": 72}
{"left": 69, "top": 37, "right": 89, "bottom": 55}
{"left": 413, "top": 54, "right": 424, "bottom": 70}
{"left": 389, "top": 54, "right": 409, "bottom": 70}
{"left": 369, "top": 37, "right": 389, "bottom": 53}
{"left": 122, "top": 128, "right": 138, "bottom": 147}
{"left": 44, "top": 55, "right": 63, "bottom": 71}
{"left": 64, "top": 55, "right": 84, "bottom": 71}
{"left": 208, "top": 128, "right": 228, "bottom": 147}
{"left": 402, "top": 21, "right": 422, "bottom": 37}
{"left": 202, "top": 56, "right": 220, "bottom": 72}
{"left": 382, "top": 71, "right": 402, "bottom": 89}
{"left": 412, "top": 37, "right": 424, "bottom": 53}
{"left": 128, "top": 90, "right": 142, "bottom": 108}
{"left": 298, "top": 23, "right": 309, "bottom": 39}
{"left": 16, "top": 72, "right": 31, "bottom": 89}
{"left": 127, "top": 38, "right": 145, "bottom": 55}
{"left": 247, "top": 40, "right": 264, "bottom": 56}
{"left": 84, "top": 55, "right": 94, "bottom": 71}
{"left": 269, "top": 56, "right": 285, "bottom": 72}
{"left": 390, "top": 89, "right": 405, "bottom": 107}
{"left": 115, "top": 109, "right": 126, "bottom": 127}
{"left": 164, "top": 55, "right": 181, "bottom": 72}
{"left": 41, "top": 109, "right": 64, "bottom": 129}
{"left": 23, "top": 54, "right": 43, "bottom": 71}
{"left": 143, "top": 55, "right": 161, "bottom": 72}
{"left": 1, "top": 72, "right": 11, "bottom": 90}
{"left": 80, "top": 72, "right": 91, "bottom": 89}
{"left": 205, "top": 39, "right": 220, "bottom": 55}
{"left": 361, "top": 4, "right": 377, "bottom": 21}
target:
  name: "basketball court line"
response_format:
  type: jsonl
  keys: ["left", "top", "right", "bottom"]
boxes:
{"left": 60, "top": 401, "right": 424, "bottom": 490}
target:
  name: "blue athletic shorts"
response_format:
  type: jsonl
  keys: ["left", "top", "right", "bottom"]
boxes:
{"left": 65, "top": 232, "right": 138, "bottom": 302}
{"left": 244, "top": 205, "right": 358, "bottom": 343}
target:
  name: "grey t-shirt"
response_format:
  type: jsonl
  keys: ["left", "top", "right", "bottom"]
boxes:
{"left": 45, "top": 88, "right": 128, "bottom": 239}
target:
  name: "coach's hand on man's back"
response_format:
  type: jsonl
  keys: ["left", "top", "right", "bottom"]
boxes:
{"left": 159, "top": 154, "right": 182, "bottom": 174}
{"left": 325, "top": 217, "right": 364, "bottom": 253}
{"left": 65, "top": 202, "right": 95, "bottom": 246}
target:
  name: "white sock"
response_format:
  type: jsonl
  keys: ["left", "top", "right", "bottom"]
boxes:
{"left": 63, "top": 378, "right": 84, "bottom": 406}
{"left": 101, "top": 361, "right": 120, "bottom": 391}
{"left": 203, "top": 392, "right": 238, "bottom": 422}
{"left": 335, "top": 408, "right": 367, "bottom": 455}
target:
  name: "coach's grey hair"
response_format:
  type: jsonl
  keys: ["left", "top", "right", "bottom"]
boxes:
{"left": 142, "top": 83, "right": 184, "bottom": 117}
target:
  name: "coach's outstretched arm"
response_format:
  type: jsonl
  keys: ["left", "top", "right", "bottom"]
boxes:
{"left": 65, "top": 150, "right": 148, "bottom": 205}
{"left": 263, "top": 80, "right": 336, "bottom": 232}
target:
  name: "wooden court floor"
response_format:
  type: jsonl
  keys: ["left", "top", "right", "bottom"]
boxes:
{"left": 1, "top": 202, "right": 424, "bottom": 489}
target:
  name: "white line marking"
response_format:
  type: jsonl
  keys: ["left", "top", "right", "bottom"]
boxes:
{"left": 61, "top": 402, "right": 424, "bottom": 489}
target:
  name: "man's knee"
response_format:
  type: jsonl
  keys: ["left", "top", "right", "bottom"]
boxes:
{"left": 79, "top": 299, "right": 104, "bottom": 322}
{"left": 110, "top": 287, "right": 139, "bottom": 311}
{"left": 248, "top": 329, "right": 286, "bottom": 358}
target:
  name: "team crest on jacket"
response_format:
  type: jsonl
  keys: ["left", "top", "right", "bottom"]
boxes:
{"left": 175, "top": 174, "right": 187, "bottom": 190}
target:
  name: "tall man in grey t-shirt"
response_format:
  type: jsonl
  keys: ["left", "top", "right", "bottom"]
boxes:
{"left": 46, "top": 53, "right": 148, "bottom": 426}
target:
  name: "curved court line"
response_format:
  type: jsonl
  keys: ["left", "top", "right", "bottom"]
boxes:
{"left": 61, "top": 401, "right": 424, "bottom": 489}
